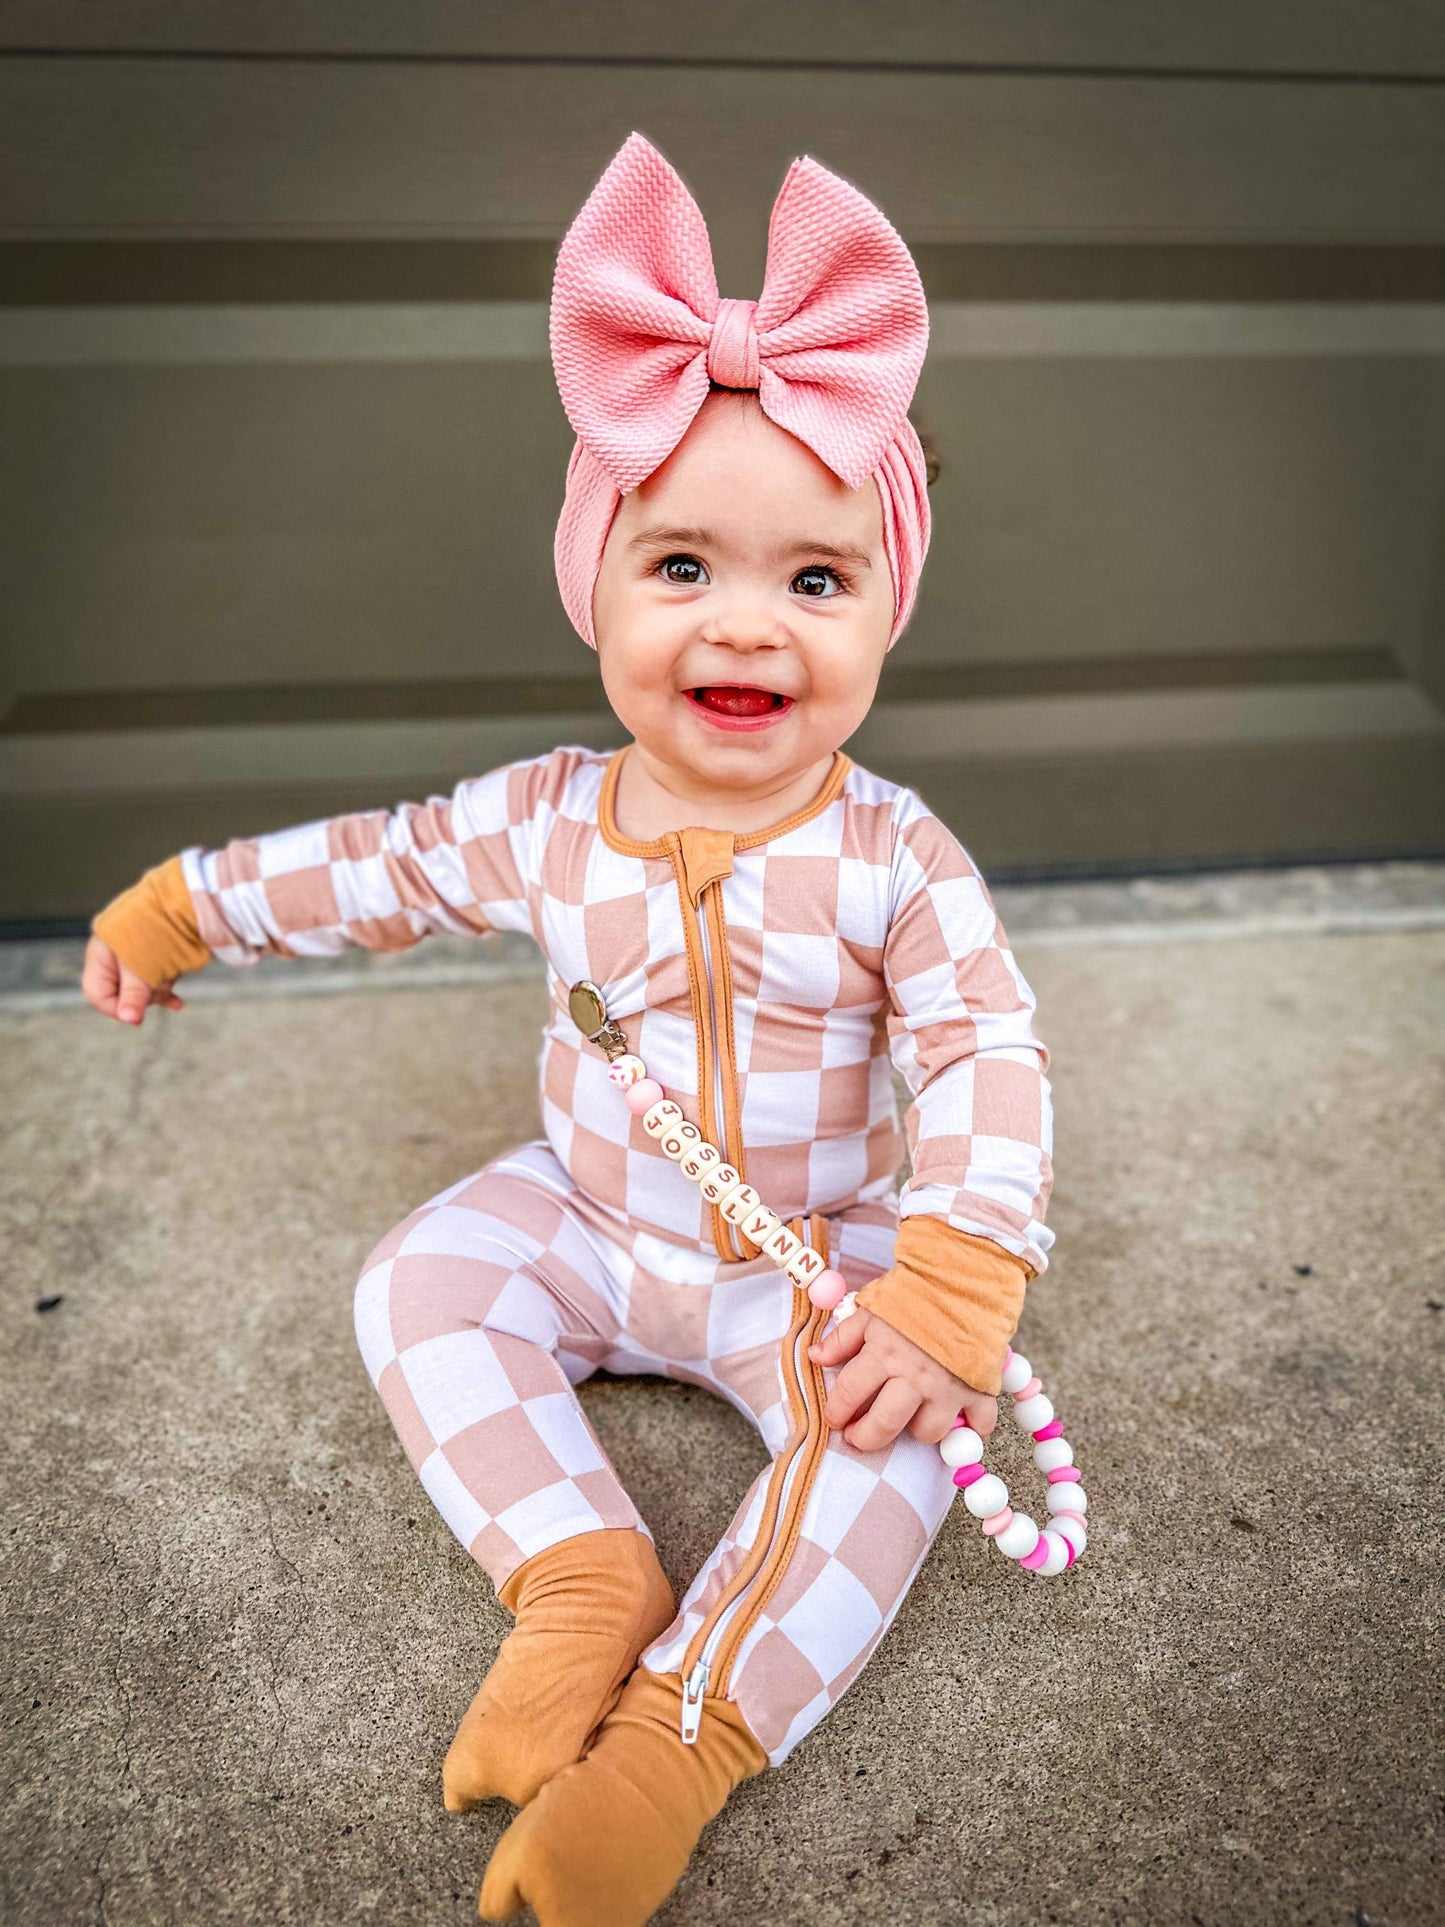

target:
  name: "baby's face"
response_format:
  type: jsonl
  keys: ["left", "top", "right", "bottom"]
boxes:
{"left": 591, "top": 391, "right": 894, "bottom": 798}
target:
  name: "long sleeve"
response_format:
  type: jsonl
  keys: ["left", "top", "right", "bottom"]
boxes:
{"left": 179, "top": 757, "right": 554, "bottom": 967}
{"left": 852, "top": 795, "right": 1055, "bottom": 1395}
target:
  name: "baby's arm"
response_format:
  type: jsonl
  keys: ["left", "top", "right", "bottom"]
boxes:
{"left": 84, "top": 757, "right": 550, "bottom": 1025}
{"left": 819, "top": 797, "right": 1054, "bottom": 1442}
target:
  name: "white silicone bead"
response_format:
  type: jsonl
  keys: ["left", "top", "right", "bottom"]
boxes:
{"left": 1013, "top": 1393, "right": 1054, "bottom": 1433}
{"left": 835, "top": 1292, "right": 859, "bottom": 1321}
{"left": 1033, "top": 1437, "right": 1075, "bottom": 1473}
{"left": 939, "top": 1426, "right": 985, "bottom": 1470}
{"left": 679, "top": 1141, "right": 721, "bottom": 1182}
{"left": 1035, "top": 1531, "right": 1071, "bottom": 1577}
{"left": 993, "top": 1513, "right": 1041, "bottom": 1562}
{"left": 1045, "top": 1483, "right": 1087, "bottom": 1516}
{"left": 999, "top": 1352, "right": 1033, "bottom": 1397}
{"left": 642, "top": 1100, "right": 684, "bottom": 1138}
{"left": 784, "top": 1246, "right": 827, "bottom": 1288}
{"left": 961, "top": 1473, "right": 1010, "bottom": 1520}
{"left": 1051, "top": 1513, "right": 1087, "bottom": 1555}
{"left": 718, "top": 1184, "right": 761, "bottom": 1226}
{"left": 763, "top": 1224, "right": 804, "bottom": 1269}
{"left": 699, "top": 1163, "right": 743, "bottom": 1204}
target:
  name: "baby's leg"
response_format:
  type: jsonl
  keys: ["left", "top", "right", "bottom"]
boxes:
{"left": 482, "top": 1209, "right": 956, "bottom": 1925}
{"left": 352, "top": 1142, "right": 678, "bottom": 1808}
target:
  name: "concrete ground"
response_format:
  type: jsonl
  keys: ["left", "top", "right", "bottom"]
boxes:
{"left": 3, "top": 890, "right": 1442, "bottom": 1925}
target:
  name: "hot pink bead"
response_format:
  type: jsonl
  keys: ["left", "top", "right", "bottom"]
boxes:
{"left": 951, "top": 1463, "right": 985, "bottom": 1488}
{"left": 980, "top": 1508, "right": 1014, "bottom": 1536}
{"left": 1018, "top": 1376, "right": 1043, "bottom": 1401}
{"left": 1061, "top": 1537, "right": 1077, "bottom": 1568}
{"left": 1019, "top": 1538, "right": 1050, "bottom": 1571}
{"left": 1032, "top": 1419, "right": 1065, "bottom": 1442}
{"left": 1047, "top": 1466, "right": 1082, "bottom": 1484}
{"left": 950, "top": 1414, "right": 969, "bottom": 1429}
{"left": 1003, "top": 1346, "right": 1014, "bottom": 1365}
{"left": 625, "top": 1079, "right": 664, "bottom": 1115}
{"left": 808, "top": 1268, "right": 849, "bottom": 1311}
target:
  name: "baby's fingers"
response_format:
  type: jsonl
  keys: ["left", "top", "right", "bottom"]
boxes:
{"left": 808, "top": 1307, "right": 869, "bottom": 1368}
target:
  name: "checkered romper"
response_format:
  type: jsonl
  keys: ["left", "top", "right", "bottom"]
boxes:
{"left": 180, "top": 744, "right": 1054, "bottom": 1766}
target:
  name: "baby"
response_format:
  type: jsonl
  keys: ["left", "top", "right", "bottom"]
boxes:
{"left": 84, "top": 133, "right": 1055, "bottom": 1926}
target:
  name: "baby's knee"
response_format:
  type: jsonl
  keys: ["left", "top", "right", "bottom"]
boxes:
{"left": 352, "top": 1213, "right": 415, "bottom": 1383}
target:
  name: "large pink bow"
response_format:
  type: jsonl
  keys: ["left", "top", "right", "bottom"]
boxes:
{"left": 550, "top": 130, "right": 929, "bottom": 494}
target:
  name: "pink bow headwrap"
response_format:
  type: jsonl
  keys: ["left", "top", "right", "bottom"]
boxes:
{"left": 551, "top": 131, "right": 932, "bottom": 650}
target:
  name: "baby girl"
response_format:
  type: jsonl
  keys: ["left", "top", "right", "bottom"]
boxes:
{"left": 84, "top": 133, "right": 1055, "bottom": 1925}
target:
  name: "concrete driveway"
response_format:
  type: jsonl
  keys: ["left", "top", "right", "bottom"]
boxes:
{"left": 3, "top": 872, "right": 1441, "bottom": 1925}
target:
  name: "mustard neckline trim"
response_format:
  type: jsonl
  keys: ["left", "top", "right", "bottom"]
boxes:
{"left": 596, "top": 745, "right": 852, "bottom": 859}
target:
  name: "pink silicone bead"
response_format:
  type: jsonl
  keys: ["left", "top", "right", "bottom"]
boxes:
{"left": 1047, "top": 1466, "right": 1082, "bottom": 1484}
{"left": 625, "top": 1078, "right": 664, "bottom": 1115}
{"left": 952, "top": 1463, "right": 985, "bottom": 1488}
{"left": 1061, "top": 1537, "right": 1077, "bottom": 1568}
{"left": 950, "top": 1414, "right": 970, "bottom": 1429}
{"left": 1019, "top": 1538, "right": 1051, "bottom": 1571}
{"left": 1003, "top": 1346, "right": 1014, "bottom": 1365}
{"left": 808, "top": 1268, "right": 848, "bottom": 1310}
{"left": 1033, "top": 1419, "right": 1065, "bottom": 1442}
{"left": 980, "top": 1508, "right": 1014, "bottom": 1536}
{"left": 1018, "top": 1376, "right": 1043, "bottom": 1401}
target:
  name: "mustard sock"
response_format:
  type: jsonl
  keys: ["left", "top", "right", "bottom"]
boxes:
{"left": 443, "top": 1527, "right": 678, "bottom": 1813}
{"left": 477, "top": 1664, "right": 768, "bottom": 1925}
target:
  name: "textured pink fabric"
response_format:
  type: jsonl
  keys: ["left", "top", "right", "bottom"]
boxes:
{"left": 551, "top": 131, "right": 932, "bottom": 650}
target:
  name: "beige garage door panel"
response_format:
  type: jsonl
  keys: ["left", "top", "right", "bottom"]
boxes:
{"left": 2, "top": 63, "right": 1444, "bottom": 249}
{"left": 3, "top": 1, "right": 1444, "bottom": 76}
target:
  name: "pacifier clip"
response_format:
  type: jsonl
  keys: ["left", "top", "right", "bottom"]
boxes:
{"left": 569, "top": 980, "right": 1088, "bottom": 1578}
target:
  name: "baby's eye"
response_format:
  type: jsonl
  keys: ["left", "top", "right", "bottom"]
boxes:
{"left": 791, "top": 565, "right": 845, "bottom": 599}
{"left": 658, "top": 554, "right": 708, "bottom": 586}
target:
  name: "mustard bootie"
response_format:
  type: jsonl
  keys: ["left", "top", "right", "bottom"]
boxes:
{"left": 443, "top": 1526, "right": 677, "bottom": 1813}
{"left": 478, "top": 1663, "right": 768, "bottom": 1925}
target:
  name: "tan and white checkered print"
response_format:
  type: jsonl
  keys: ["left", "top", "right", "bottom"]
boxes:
{"left": 188, "top": 744, "right": 1053, "bottom": 1765}
{"left": 353, "top": 1140, "right": 955, "bottom": 1766}
{"left": 182, "top": 745, "right": 1053, "bottom": 1276}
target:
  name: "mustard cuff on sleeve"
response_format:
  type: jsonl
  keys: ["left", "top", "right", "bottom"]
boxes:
{"left": 91, "top": 854, "right": 212, "bottom": 988}
{"left": 852, "top": 1216, "right": 1032, "bottom": 1396}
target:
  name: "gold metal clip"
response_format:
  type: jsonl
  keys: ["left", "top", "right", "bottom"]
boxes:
{"left": 568, "top": 979, "right": 630, "bottom": 1062}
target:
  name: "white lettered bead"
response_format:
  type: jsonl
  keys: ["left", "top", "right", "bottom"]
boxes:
{"left": 718, "top": 1184, "right": 761, "bottom": 1226}
{"left": 994, "top": 1513, "right": 1041, "bottom": 1562}
{"left": 1000, "top": 1351, "right": 1033, "bottom": 1397}
{"left": 763, "top": 1224, "right": 804, "bottom": 1269}
{"left": 1035, "top": 1531, "right": 1071, "bottom": 1576}
{"left": 784, "top": 1245, "right": 827, "bottom": 1289}
{"left": 1033, "top": 1438, "right": 1075, "bottom": 1473}
{"left": 699, "top": 1162, "right": 742, "bottom": 1204}
{"left": 961, "top": 1473, "right": 1010, "bottom": 1519}
{"left": 1051, "top": 1513, "right": 1087, "bottom": 1555}
{"left": 1046, "top": 1483, "right": 1087, "bottom": 1515}
{"left": 741, "top": 1205, "right": 782, "bottom": 1247}
{"left": 939, "top": 1426, "right": 985, "bottom": 1469}
{"left": 642, "top": 1099, "right": 684, "bottom": 1139}
{"left": 679, "top": 1141, "right": 721, "bottom": 1182}
{"left": 659, "top": 1122, "right": 702, "bottom": 1161}
{"left": 1013, "top": 1393, "right": 1054, "bottom": 1433}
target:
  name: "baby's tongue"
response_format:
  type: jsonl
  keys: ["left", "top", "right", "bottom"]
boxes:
{"left": 694, "top": 686, "right": 779, "bottom": 718}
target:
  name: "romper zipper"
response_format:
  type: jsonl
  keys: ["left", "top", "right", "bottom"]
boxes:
{"left": 677, "top": 1215, "right": 831, "bottom": 1743}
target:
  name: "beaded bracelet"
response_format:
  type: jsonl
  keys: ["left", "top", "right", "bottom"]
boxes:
{"left": 571, "top": 981, "right": 1087, "bottom": 1580}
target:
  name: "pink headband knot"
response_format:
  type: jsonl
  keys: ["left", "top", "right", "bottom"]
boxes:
{"left": 551, "top": 131, "right": 932, "bottom": 649}
{"left": 707, "top": 298, "right": 761, "bottom": 390}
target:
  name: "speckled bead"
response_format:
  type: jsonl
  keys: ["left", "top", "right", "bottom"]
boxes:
{"left": 606, "top": 1054, "right": 648, "bottom": 1090}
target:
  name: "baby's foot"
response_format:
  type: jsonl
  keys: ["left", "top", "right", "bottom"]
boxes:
{"left": 443, "top": 1526, "right": 677, "bottom": 1812}
{"left": 477, "top": 1663, "right": 767, "bottom": 1925}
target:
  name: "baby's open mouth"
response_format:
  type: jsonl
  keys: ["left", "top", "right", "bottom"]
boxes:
{"left": 685, "top": 685, "right": 795, "bottom": 722}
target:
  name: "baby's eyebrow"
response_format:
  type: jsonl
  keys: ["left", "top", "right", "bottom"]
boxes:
{"left": 627, "top": 523, "right": 873, "bottom": 568}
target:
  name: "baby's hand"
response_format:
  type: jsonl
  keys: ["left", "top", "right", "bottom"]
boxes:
{"left": 81, "top": 934, "right": 186, "bottom": 1026}
{"left": 808, "top": 1308, "right": 998, "bottom": 1454}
